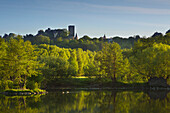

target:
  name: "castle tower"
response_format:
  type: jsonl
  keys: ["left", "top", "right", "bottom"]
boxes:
{"left": 103, "top": 34, "right": 106, "bottom": 39}
{"left": 68, "top": 25, "right": 75, "bottom": 37}
{"left": 74, "top": 33, "right": 78, "bottom": 40}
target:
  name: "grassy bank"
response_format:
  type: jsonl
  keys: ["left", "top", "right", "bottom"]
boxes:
{"left": 46, "top": 77, "right": 170, "bottom": 91}
{"left": 46, "top": 77, "right": 149, "bottom": 89}
{"left": 0, "top": 89, "right": 47, "bottom": 96}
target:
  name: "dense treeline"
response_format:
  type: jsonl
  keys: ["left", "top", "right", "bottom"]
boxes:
{"left": 2, "top": 30, "right": 139, "bottom": 51}
{"left": 0, "top": 31, "right": 170, "bottom": 90}
{"left": 0, "top": 37, "right": 100, "bottom": 90}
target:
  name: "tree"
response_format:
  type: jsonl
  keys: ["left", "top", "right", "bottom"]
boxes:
{"left": 80, "top": 35, "right": 91, "bottom": 40}
{"left": 76, "top": 48, "right": 84, "bottom": 76}
{"left": 0, "top": 37, "right": 41, "bottom": 89}
{"left": 130, "top": 43, "right": 170, "bottom": 80}
{"left": 56, "top": 37, "right": 63, "bottom": 42}
{"left": 84, "top": 62, "right": 100, "bottom": 77}
{"left": 41, "top": 56, "right": 69, "bottom": 80}
{"left": 33, "top": 35, "right": 50, "bottom": 44}
{"left": 96, "top": 42, "right": 129, "bottom": 82}
{"left": 68, "top": 49, "right": 78, "bottom": 76}
{"left": 0, "top": 39, "right": 8, "bottom": 89}
{"left": 20, "top": 41, "right": 42, "bottom": 89}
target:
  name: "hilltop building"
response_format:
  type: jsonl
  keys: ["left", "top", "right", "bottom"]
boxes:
{"left": 68, "top": 25, "right": 76, "bottom": 39}
{"left": 53, "top": 29, "right": 67, "bottom": 38}
{"left": 24, "top": 25, "right": 78, "bottom": 41}
{"left": 68, "top": 25, "right": 75, "bottom": 37}
{"left": 103, "top": 34, "right": 106, "bottom": 39}
{"left": 101, "top": 34, "right": 112, "bottom": 43}
{"left": 74, "top": 33, "right": 78, "bottom": 40}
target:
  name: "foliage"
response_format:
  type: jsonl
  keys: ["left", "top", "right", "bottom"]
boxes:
{"left": 33, "top": 35, "right": 50, "bottom": 44}
{"left": 0, "top": 30, "right": 170, "bottom": 90}
{"left": 95, "top": 42, "right": 130, "bottom": 82}
{"left": 130, "top": 43, "right": 170, "bottom": 79}
{"left": 0, "top": 37, "right": 42, "bottom": 89}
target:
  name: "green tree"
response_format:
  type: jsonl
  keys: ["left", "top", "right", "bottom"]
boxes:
{"left": 0, "top": 38, "right": 41, "bottom": 89}
{"left": 56, "top": 37, "right": 63, "bottom": 42}
{"left": 33, "top": 35, "right": 50, "bottom": 44}
{"left": 41, "top": 56, "right": 69, "bottom": 79}
{"left": 68, "top": 49, "right": 78, "bottom": 76}
{"left": 20, "top": 41, "right": 42, "bottom": 89}
{"left": 130, "top": 43, "right": 170, "bottom": 80}
{"left": 84, "top": 62, "right": 100, "bottom": 77}
{"left": 96, "top": 42, "right": 129, "bottom": 82}
{"left": 76, "top": 48, "right": 84, "bottom": 76}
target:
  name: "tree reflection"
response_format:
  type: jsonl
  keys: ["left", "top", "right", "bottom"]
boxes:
{"left": 0, "top": 90, "right": 169, "bottom": 113}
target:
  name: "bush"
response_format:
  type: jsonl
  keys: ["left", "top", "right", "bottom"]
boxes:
{"left": 7, "top": 80, "right": 13, "bottom": 89}
{"left": 0, "top": 80, "right": 11, "bottom": 90}
{"left": 26, "top": 81, "right": 39, "bottom": 90}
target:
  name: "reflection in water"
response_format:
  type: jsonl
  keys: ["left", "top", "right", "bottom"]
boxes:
{"left": 146, "top": 90, "right": 169, "bottom": 100}
{"left": 0, "top": 90, "right": 169, "bottom": 113}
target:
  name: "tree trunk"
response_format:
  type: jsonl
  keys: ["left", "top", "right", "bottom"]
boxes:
{"left": 19, "top": 76, "right": 22, "bottom": 89}
{"left": 23, "top": 75, "right": 27, "bottom": 89}
{"left": 112, "top": 57, "right": 117, "bottom": 83}
{"left": 111, "top": 77, "right": 117, "bottom": 83}
{"left": 166, "top": 76, "right": 169, "bottom": 80}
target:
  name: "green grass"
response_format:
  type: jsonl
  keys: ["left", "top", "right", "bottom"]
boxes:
{"left": 48, "top": 78, "right": 95, "bottom": 87}
{"left": 3, "top": 88, "right": 46, "bottom": 94}
{"left": 5, "top": 89, "right": 32, "bottom": 91}
{"left": 33, "top": 88, "right": 46, "bottom": 93}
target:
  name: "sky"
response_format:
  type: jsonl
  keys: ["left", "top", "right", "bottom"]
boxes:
{"left": 0, "top": 0, "right": 170, "bottom": 38}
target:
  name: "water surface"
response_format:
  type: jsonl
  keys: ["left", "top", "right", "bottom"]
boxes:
{"left": 0, "top": 90, "right": 169, "bottom": 113}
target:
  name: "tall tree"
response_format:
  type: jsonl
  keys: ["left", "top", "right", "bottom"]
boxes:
{"left": 0, "top": 37, "right": 41, "bottom": 89}
{"left": 76, "top": 48, "right": 84, "bottom": 76}
{"left": 130, "top": 43, "right": 170, "bottom": 80}
{"left": 96, "top": 42, "right": 129, "bottom": 82}
{"left": 68, "top": 49, "right": 78, "bottom": 76}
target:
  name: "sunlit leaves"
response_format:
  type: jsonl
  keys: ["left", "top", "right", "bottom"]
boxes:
{"left": 96, "top": 42, "right": 130, "bottom": 82}
{"left": 130, "top": 43, "right": 170, "bottom": 79}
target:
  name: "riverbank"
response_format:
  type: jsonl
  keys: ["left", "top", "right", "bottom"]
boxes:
{"left": 46, "top": 78, "right": 170, "bottom": 91}
{"left": 1, "top": 77, "right": 169, "bottom": 96}
{"left": 0, "top": 89, "right": 47, "bottom": 96}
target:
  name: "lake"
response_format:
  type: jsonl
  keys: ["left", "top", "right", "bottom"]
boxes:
{"left": 0, "top": 90, "right": 169, "bottom": 113}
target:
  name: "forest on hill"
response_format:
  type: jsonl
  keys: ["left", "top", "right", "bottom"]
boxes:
{"left": 0, "top": 29, "right": 169, "bottom": 90}
{"left": 1, "top": 27, "right": 141, "bottom": 51}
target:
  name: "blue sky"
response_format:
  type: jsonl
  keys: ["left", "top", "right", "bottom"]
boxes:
{"left": 0, "top": 0, "right": 170, "bottom": 38}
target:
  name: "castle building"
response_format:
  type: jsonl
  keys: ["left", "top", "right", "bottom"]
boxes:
{"left": 74, "top": 33, "right": 78, "bottom": 40}
{"left": 103, "top": 34, "right": 106, "bottom": 39}
{"left": 68, "top": 25, "right": 75, "bottom": 37}
{"left": 68, "top": 25, "right": 78, "bottom": 40}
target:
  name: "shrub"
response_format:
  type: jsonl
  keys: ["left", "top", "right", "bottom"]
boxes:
{"left": 27, "top": 81, "right": 39, "bottom": 90}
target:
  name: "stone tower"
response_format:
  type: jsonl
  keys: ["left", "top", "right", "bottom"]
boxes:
{"left": 74, "top": 33, "right": 78, "bottom": 40}
{"left": 103, "top": 34, "right": 106, "bottom": 39}
{"left": 68, "top": 25, "right": 75, "bottom": 37}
